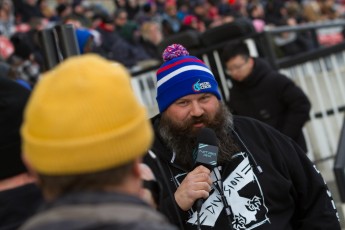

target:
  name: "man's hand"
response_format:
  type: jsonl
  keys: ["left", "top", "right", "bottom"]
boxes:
{"left": 174, "top": 165, "right": 212, "bottom": 211}
{"left": 139, "top": 163, "right": 157, "bottom": 208}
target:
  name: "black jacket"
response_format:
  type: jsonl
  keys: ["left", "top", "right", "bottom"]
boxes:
{"left": 94, "top": 28, "right": 150, "bottom": 68}
{"left": 144, "top": 114, "right": 340, "bottom": 230}
{"left": 227, "top": 58, "right": 311, "bottom": 152}
{"left": 0, "top": 184, "right": 43, "bottom": 230}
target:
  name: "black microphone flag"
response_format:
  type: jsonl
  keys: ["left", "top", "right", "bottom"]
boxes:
{"left": 195, "top": 127, "right": 219, "bottom": 169}
{"left": 194, "top": 127, "right": 219, "bottom": 215}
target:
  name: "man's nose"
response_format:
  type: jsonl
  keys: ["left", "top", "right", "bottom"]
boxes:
{"left": 190, "top": 101, "right": 204, "bottom": 117}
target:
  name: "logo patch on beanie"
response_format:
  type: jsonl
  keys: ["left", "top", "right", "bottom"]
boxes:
{"left": 193, "top": 80, "right": 211, "bottom": 92}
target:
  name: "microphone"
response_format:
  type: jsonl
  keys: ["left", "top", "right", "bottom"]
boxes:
{"left": 194, "top": 127, "right": 219, "bottom": 212}
{"left": 194, "top": 127, "right": 219, "bottom": 169}
{"left": 194, "top": 128, "right": 234, "bottom": 230}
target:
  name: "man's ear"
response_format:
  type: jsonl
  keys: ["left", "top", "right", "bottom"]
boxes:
{"left": 21, "top": 153, "right": 40, "bottom": 184}
{"left": 133, "top": 158, "right": 156, "bottom": 181}
{"left": 132, "top": 157, "right": 143, "bottom": 179}
{"left": 139, "top": 162, "right": 156, "bottom": 181}
{"left": 249, "top": 57, "right": 255, "bottom": 69}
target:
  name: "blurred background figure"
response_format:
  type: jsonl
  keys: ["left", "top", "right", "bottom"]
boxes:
{"left": 93, "top": 13, "right": 150, "bottom": 68}
{"left": 161, "top": 2, "right": 181, "bottom": 36}
{"left": 140, "top": 21, "right": 163, "bottom": 60}
{"left": 0, "top": 77, "right": 43, "bottom": 230}
{"left": 134, "top": 1, "right": 161, "bottom": 26}
{"left": 303, "top": 0, "right": 340, "bottom": 22}
{"left": 75, "top": 28, "right": 94, "bottom": 54}
{"left": 114, "top": 8, "right": 141, "bottom": 46}
{"left": 13, "top": 0, "right": 43, "bottom": 24}
{"left": 0, "top": 0, "right": 16, "bottom": 38}
{"left": 180, "top": 14, "right": 206, "bottom": 32}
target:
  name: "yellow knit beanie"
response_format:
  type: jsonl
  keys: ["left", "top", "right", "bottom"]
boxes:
{"left": 21, "top": 54, "right": 153, "bottom": 175}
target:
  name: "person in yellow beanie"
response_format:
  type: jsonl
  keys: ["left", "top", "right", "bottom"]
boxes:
{"left": 19, "top": 54, "right": 177, "bottom": 230}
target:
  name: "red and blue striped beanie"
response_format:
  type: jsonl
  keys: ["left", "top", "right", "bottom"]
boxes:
{"left": 156, "top": 44, "right": 221, "bottom": 112}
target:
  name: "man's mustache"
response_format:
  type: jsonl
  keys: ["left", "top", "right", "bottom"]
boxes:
{"left": 191, "top": 115, "right": 209, "bottom": 125}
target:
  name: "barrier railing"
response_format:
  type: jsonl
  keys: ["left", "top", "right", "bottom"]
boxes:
{"left": 279, "top": 50, "right": 345, "bottom": 165}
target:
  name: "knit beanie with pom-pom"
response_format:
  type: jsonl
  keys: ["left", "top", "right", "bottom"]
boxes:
{"left": 156, "top": 44, "right": 221, "bottom": 113}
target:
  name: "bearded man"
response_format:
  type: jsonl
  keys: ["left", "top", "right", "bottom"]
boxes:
{"left": 143, "top": 44, "right": 340, "bottom": 230}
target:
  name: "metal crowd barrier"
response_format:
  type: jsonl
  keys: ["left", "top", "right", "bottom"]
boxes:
{"left": 280, "top": 51, "right": 345, "bottom": 163}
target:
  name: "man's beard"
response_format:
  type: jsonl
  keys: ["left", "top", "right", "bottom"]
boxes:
{"left": 158, "top": 104, "right": 240, "bottom": 169}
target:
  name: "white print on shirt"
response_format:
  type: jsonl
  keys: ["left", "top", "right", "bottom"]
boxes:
{"left": 313, "top": 164, "right": 340, "bottom": 221}
{"left": 172, "top": 153, "right": 339, "bottom": 229}
{"left": 185, "top": 153, "right": 269, "bottom": 229}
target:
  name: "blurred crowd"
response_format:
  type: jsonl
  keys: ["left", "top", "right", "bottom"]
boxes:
{"left": 0, "top": 0, "right": 345, "bottom": 89}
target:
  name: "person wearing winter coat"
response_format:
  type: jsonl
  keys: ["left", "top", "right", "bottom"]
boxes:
{"left": 222, "top": 40, "right": 311, "bottom": 152}
{"left": 143, "top": 44, "right": 339, "bottom": 230}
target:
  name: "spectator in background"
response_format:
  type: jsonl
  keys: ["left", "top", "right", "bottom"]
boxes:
{"left": 262, "top": 1, "right": 313, "bottom": 56}
{"left": 302, "top": 0, "right": 340, "bottom": 22}
{"left": 247, "top": 1, "right": 266, "bottom": 32}
{"left": 161, "top": 3, "right": 181, "bottom": 36}
{"left": 63, "top": 14, "right": 84, "bottom": 31}
{"left": 75, "top": 28, "right": 94, "bottom": 54}
{"left": 113, "top": 0, "right": 140, "bottom": 20}
{"left": 140, "top": 21, "right": 163, "bottom": 60}
{"left": 264, "top": 0, "right": 286, "bottom": 26}
{"left": 205, "top": 0, "right": 220, "bottom": 21}
{"left": 192, "top": 0, "right": 213, "bottom": 29}
{"left": 319, "top": 0, "right": 340, "bottom": 20}
{"left": 285, "top": 1, "right": 304, "bottom": 23}
{"left": 13, "top": 0, "right": 43, "bottom": 24}
{"left": 36, "top": 0, "right": 55, "bottom": 21}
{"left": 113, "top": 0, "right": 126, "bottom": 10}
{"left": 55, "top": 3, "right": 72, "bottom": 22}
{"left": 114, "top": 8, "right": 139, "bottom": 44}
{"left": 155, "top": 0, "right": 166, "bottom": 15}
{"left": 93, "top": 13, "right": 150, "bottom": 68}
{"left": 176, "top": 2, "right": 189, "bottom": 21}
{"left": 208, "top": 12, "right": 236, "bottom": 28}
{"left": 222, "top": 40, "right": 311, "bottom": 152}
{"left": 70, "top": 0, "right": 91, "bottom": 27}
{"left": 134, "top": 1, "right": 162, "bottom": 26}
{"left": 0, "top": 0, "right": 16, "bottom": 38}
{"left": 233, "top": 0, "right": 249, "bottom": 18}
{"left": 63, "top": 13, "right": 101, "bottom": 53}
{"left": 9, "top": 16, "right": 47, "bottom": 85}
{"left": 0, "top": 77, "right": 43, "bottom": 230}
{"left": 180, "top": 14, "right": 206, "bottom": 33}
{"left": 9, "top": 32, "right": 40, "bottom": 86}
{"left": 19, "top": 54, "right": 177, "bottom": 230}
{"left": 0, "top": 61, "right": 31, "bottom": 90}
{"left": 217, "top": 0, "right": 241, "bottom": 18}
{"left": 126, "top": 0, "right": 140, "bottom": 20}
{"left": 273, "top": 17, "right": 313, "bottom": 56}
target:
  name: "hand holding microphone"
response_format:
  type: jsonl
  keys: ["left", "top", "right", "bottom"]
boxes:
{"left": 175, "top": 165, "right": 212, "bottom": 211}
{"left": 174, "top": 127, "right": 219, "bottom": 211}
